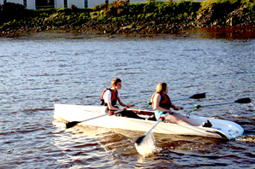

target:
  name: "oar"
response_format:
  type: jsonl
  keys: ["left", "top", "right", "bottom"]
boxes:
{"left": 183, "top": 97, "right": 251, "bottom": 109}
{"left": 172, "top": 92, "right": 206, "bottom": 101}
{"left": 66, "top": 109, "right": 124, "bottom": 129}
{"left": 135, "top": 113, "right": 169, "bottom": 146}
{"left": 134, "top": 92, "right": 206, "bottom": 108}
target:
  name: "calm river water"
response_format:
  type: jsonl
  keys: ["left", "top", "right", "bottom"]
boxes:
{"left": 0, "top": 32, "right": 255, "bottom": 168}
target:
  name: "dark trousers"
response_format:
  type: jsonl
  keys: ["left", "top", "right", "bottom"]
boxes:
{"left": 116, "top": 110, "right": 145, "bottom": 120}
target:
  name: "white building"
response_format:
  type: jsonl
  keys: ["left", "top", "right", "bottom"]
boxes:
{"left": 88, "top": 0, "right": 105, "bottom": 8}
{"left": 0, "top": 0, "right": 159, "bottom": 10}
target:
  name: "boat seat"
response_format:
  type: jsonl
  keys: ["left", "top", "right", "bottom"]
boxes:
{"left": 145, "top": 114, "right": 156, "bottom": 121}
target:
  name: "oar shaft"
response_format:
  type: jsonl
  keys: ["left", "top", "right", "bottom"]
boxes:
{"left": 81, "top": 113, "right": 109, "bottom": 122}
{"left": 143, "top": 119, "right": 163, "bottom": 136}
{"left": 172, "top": 93, "right": 206, "bottom": 101}
{"left": 172, "top": 97, "right": 190, "bottom": 101}
{"left": 66, "top": 109, "right": 124, "bottom": 129}
{"left": 77, "top": 109, "right": 124, "bottom": 123}
{"left": 183, "top": 101, "right": 236, "bottom": 109}
{"left": 135, "top": 93, "right": 206, "bottom": 107}
{"left": 83, "top": 109, "right": 124, "bottom": 121}
{"left": 203, "top": 101, "right": 235, "bottom": 107}
{"left": 82, "top": 108, "right": 125, "bottom": 121}
{"left": 140, "top": 113, "right": 169, "bottom": 138}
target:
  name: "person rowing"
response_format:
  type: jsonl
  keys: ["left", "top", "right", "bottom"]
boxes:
{"left": 101, "top": 77, "right": 144, "bottom": 119}
{"left": 151, "top": 82, "right": 212, "bottom": 127}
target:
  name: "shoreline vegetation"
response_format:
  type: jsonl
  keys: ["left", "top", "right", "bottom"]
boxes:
{"left": 0, "top": 0, "right": 255, "bottom": 38}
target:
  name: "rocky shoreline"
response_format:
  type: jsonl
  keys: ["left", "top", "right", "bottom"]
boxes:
{"left": 1, "top": 1, "right": 255, "bottom": 38}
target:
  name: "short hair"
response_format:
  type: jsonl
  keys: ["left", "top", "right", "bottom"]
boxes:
{"left": 111, "top": 78, "right": 121, "bottom": 85}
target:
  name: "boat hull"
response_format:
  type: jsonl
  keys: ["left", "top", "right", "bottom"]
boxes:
{"left": 54, "top": 104, "right": 244, "bottom": 140}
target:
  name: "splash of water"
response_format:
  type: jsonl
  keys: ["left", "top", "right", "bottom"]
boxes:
{"left": 134, "top": 132, "right": 158, "bottom": 157}
{"left": 248, "top": 103, "right": 255, "bottom": 110}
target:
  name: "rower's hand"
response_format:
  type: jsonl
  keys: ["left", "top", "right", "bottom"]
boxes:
{"left": 175, "top": 106, "right": 183, "bottom": 110}
{"left": 126, "top": 104, "right": 134, "bottom": 108}
{"left": 168, "top": 110, "right": 173, "bottom": 115}
{"left": 122, "top": 108, "right": 127, "bottom": 111}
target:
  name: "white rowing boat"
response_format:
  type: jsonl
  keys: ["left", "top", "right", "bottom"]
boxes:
{"left": 53, "top": 104, "right": 244, "bottom": 140}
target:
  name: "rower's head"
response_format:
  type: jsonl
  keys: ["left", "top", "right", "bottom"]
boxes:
{"left": 112, "top": 78, "right": 122, "bottom": 90}
{"left": 156, "top": 82, "right": 168, "bottom": 94}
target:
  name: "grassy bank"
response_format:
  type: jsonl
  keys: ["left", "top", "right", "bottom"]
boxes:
{"left": 0, "top": 0, "right": 254, "bottom": 37}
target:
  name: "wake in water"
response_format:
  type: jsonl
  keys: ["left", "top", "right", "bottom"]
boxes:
{"left": 237, "top": 135, "right": 255, "bottom": 143}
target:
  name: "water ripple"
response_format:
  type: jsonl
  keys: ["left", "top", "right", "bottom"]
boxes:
{"left": 0, "top": 36, "right": 254, "bottom": 168}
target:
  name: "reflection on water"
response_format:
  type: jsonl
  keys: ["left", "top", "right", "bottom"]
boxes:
{"left": 186, "top": 26, "right": 255, "bottom": 40}
{"left": 0, "top": 32, "right": 254, "bottom": 168}
{"left": 52, "top": 123, "right": 255, "bottom": 168}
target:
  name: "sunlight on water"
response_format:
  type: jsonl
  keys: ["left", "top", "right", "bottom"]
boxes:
{"left": 52, "top": 121, "right": 67, "bottom": 131}
{"left": 236, "top": 135, "right": 255, "bottom": 143}
{"left": 135, "top": 132, "right": 158, "bottom": 157}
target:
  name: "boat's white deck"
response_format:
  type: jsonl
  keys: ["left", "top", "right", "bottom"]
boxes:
{"left": 54, "top": 104, "right": 244, "bottom": 140}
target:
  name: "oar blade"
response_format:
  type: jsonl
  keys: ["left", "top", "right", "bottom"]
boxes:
{"left": 135, "top": 135, "right": 145, "bottom": 146}
{"left": 66, "top": 121, "right": 80, "bottom": 129}
{"left": 235, "top": 98, "right": 251, "bottom": 104}
{"left": 135, "top": 132, "right": 156, "bottom": 157}
{"left": 190, "top": 93, "right": 206, "bottom": 99}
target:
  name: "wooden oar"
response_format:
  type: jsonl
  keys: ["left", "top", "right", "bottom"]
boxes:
{"left": 135, "top": 113, "right": 169, "bottom": 146}
{"left": 66, "top": 109, "right": 124, "bottom": 129}
{"left": 183, "top": 97, "right": 251, "bottom": 109}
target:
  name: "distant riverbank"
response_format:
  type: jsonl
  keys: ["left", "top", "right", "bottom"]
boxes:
{"left": 1, "top": 0, "right": 255, "bottom": 38}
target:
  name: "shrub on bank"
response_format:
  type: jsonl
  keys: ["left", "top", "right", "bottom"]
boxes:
{"left": 196, "top": 0, "right": 255, "bottom": 26}
{"left": 0, "top": 2, "right": 34, "bottom": 24}
{"left": 0, "top": 0, "right": 254, "bottom": 34}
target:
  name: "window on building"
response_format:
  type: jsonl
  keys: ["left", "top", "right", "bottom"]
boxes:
{"left": 85, "top": 0, "right": 88, "bottom": 8}
{"left": 23, "top": 0, "right": 27, "bottom": 7}
{"left": 64, "top": 0, "right": 67, "bottom": 8}
{"left": 36, "top": 0, "right": 54, "bottom": 9}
